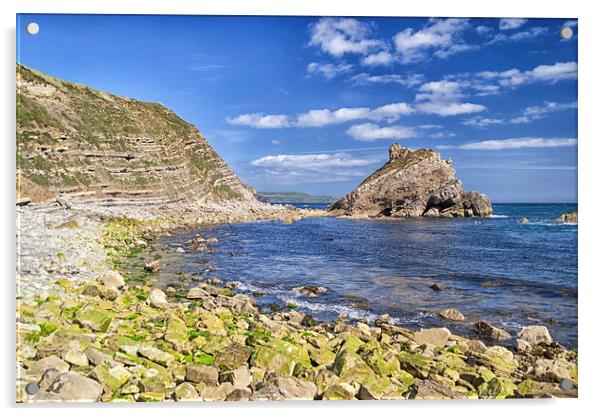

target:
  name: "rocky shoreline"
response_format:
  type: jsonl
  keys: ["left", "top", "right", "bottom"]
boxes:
{"left": 16, "top": 202, "right": 577, "bottom": 402}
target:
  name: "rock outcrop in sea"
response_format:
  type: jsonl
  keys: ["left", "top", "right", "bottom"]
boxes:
{"left": 329, "top": 144, "right": 493, "bottom": 218}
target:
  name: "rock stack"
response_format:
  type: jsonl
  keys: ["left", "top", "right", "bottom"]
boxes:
{"left": 329, "top": 144, "right": 493, "bottom": 218}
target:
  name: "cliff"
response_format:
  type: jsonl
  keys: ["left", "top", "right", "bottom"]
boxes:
{"left": 16, "top": 64, "right": 257, "bottom": 206}
{"left": 329, "top": 144, "right": 493, "bottom": 218}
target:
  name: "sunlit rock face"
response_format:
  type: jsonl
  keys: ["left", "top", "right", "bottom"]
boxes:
{"left": 329, "top": 143, "right": 493, "bottom": 218}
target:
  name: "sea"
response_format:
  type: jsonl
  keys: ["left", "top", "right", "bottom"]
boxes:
{"left": 159, "top": 203, "right": 578, "bottom": 348}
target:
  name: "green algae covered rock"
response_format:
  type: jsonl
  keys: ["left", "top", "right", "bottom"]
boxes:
{"left": 90, "top": 362, "right": 131, "bottom": 390}
{"left": 322, "top": 382, "right": 356, "bottom": 400}
{"left": 251, "top": 345, "right": 296, "bottom": 376}
{"left": 477, "top": 377, "right": 516, "bottom": 398}
{"left": 75, "top": 306, "right": 112, "bottom": 332}
{"left": 331, "top": 349, "right": 377, "bottom": 384}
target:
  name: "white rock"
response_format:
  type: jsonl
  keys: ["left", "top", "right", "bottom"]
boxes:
{"left": 100, "top": 270, "right": 125, "bottom": 291}
{"left": 149, "top": 288, "right": 168, "bottom": 308}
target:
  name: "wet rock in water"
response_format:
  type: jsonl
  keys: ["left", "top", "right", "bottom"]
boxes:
{"left": 174, "top": 382, "right": 199, "bottom": 401}
{"left": 439, "top": 308, "right": 465, "bottom": 321}
{"left": 430, "top": 283, "right": 443, "bottom": 291}
{"left": 144, "top": 260, "right": 160, "bottom": 273}
{"left": 518, "top": 217, "right": 529, "bottom": 223}
{"left": 100, "top": 270, "right": 125, "bottom": 291}
{"left": 517, "top": 325, "right": 553, "bottom": 346}
{"left": 375, "top": 314, "right": 391, "bottom": 326}
{"left": 149, "top": 288, "right": 168, "bottom": 308}
{"left": 301, "top": 314, "right": 317, "bottom": 327}
{"left": 293, "top": 285, "right": 328, "bottom": 298}
{"left": 45, "top": 372, "right": 104, "bottom": 402}
{"left": 474, "top": 321, "right": 512, "bottom": 341}
{"left": 185, "top": 364, "right": 218, "bottom": 385}
{"left": 413, "top": 327, "right": 451, "bottom": 347}
{"left": 554, "top": 211, "right": 577, "bottom": 223}
{"left": 206, "top": 237, "right": 219, "bottom": 243}
{"left": 175, "top": 247, "right": 185, "bottom": 254}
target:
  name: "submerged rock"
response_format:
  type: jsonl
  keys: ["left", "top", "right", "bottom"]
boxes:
{"left": 293, "top": 285, "right": 328, "bottom": 298}
{"left": 439, "top": 308, "right": 465, "bottom": 321}
{"left": 517, "top": 325, "right": 553, "bottom": 346}
{"left": 474, "top": 321, "right": 512, "bottom": 341}
{"left": 329, "top": 144, "right": 493, "bottom": 218}
{"left": 554, "top": 211, "right": 577, "bottom": 223}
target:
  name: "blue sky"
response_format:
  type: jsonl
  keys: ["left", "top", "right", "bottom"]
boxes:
{"left": 17, "top": 14, "right": 577, "bottom": 202}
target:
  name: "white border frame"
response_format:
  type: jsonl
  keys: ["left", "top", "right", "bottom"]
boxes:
{"left": 3, "top": 1, "right": 600, "bottom": 415}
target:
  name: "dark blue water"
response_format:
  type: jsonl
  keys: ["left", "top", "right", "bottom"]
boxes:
{"left": 161, "top": 203, "right": 577, "bottom": 347}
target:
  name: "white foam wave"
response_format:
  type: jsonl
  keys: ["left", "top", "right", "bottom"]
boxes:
{"left": 489, "top": 215, "right": 509, "bottom": 218}
{"left": 232, "top": 280, "right": 397, "bottom": 324}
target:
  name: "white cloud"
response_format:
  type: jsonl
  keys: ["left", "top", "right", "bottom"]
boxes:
{"left": 307, "top": 62, "right": 353, "bottom": 79}
{"left": 296, "top": 107, "right": 371, "bottom": 127}
{"left": 393, "top": 18, "right": 474, "bottom": 64}
{"left": 350, "top": 72, "right": 424, "bottom": 87}
{"left": 417, "top": 102, "right": 486, "bottom": 116}
{"left": 564, "top": 20, "right": 578, "bottom": 28}
{"left": 438, "top": 137, "right": 577, "bottom": 150}
{"left": 475, "top": 25, "right": 493, "bottom": 35}
{"left": 361, "top": 51, "right": 395, "bottom": 66}
{"left": 478, "top": 61, "right": 577, "bottom": 87}
{"left": 463, "top": 117, "right": 505, "bottom": 127}
{"left": 271, "top": 139, "right": 281, "bottom": 145}
{"left": 415, "top": 80, "right": 463, "bottom": 102}
{"left": 415, "top": 80, "right": 486, "bottom": 116}
{"left": 308, "top": 18, "right": 383, "bottom": 57}
{"left": 499, "top": 18, "right": 528, "bottom": 30}
{"left": 346, "top": 123, "right": 416, "bottom": 141}
{"left": 510, "top": 101, "right": 577, "bottom": 124}
{"left": 488, "top": 26, "right": 548, "bottom": 44}
{"left": 463, "top": 101, "right": 577, "bottom": 128}
{"left": 251, "top": 153, "right": 376, "bottom": 170}
{"left": 226, "top": 113, "right": 291, "bottom": 129}
{"left": 369, "top": 103, "right": 415, "bottom": 121}
{"left": 230, "top": 102, "right": 415, "bottom": 129}
{"left": 429, "top": 131, "right": 456, "bottom": 138}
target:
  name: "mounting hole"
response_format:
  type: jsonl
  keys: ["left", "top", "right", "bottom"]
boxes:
{"left": 559, "top": 378, "right": 573, "bottom": 391}
{"left": 560, "top": 26, "right": 573, "bottom": 39}
{"left": 26, "top": 22, "right": 40, "bottom": 35}
{"left": 25, "top": 382, "right": 39, "bottom": 395}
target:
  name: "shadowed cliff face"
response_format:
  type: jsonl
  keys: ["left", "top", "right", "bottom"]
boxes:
{"left": 329, "top": 143, "right": 493, "bottom": 218}
{"left": 16, "top": 64, "right": 257, "bottom": 204}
